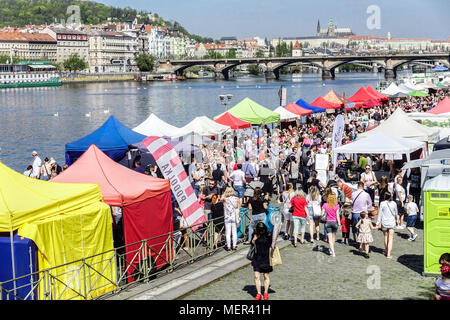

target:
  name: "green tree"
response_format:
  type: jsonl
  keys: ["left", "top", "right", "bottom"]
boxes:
{"left": 247, "top": 64, "right": 260, "bottom": 76}
{"left": 63, "top": 53, "right": 88, "bottom": 71}
{"left": 255, "top": 49, "right": 265, "bottom": 58}
{"left": 226, "top": 48, "right": 236, "bottom": 59}
{"left": 135, "top": 53, "right": 155, "bottom": 72}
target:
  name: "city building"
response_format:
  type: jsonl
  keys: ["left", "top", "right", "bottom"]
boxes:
{"left": 87, "top": 29, "right": 138, "bottom": 72}
{"left": 0, "top": 31, "right": 57, "bottom": 62}
{"left": 41, "top": 27, "right": 89, "bottom": 64}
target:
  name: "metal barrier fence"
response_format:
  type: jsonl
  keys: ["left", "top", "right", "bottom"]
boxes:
{"left": 0, "top": 206, "right": 280, "bottom": 300}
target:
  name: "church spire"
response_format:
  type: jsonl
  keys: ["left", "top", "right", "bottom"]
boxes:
{"left": 317, "top": 19, "right": 321, "bottom": 35}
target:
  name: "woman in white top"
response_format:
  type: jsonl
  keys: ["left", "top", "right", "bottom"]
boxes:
{"left": 376, "top": 192, "right": 399, "bottom": 259}
{"left": 394, "top": 176, "right": 406, "bottom": 228}
{"left": 360, "top": 165, "right": 377, "bottom": 202}
{"left": 306, "top": 185, "right": 322, "bottom": 242}
{"left": 221, "top": 186, "right": 241, "bottom": 251}
{"left": 282, "top": 182, "right": 295, "bottom": 241}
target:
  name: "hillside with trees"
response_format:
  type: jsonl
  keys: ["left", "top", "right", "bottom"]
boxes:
{"left": 0, "top": 0, "right": 214, "bottom": 43}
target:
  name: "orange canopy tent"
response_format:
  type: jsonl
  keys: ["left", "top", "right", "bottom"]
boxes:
{"left": 214, "top": 112, "right": 252, "bottom": 129}
{"left": 284, "top": 103, "right": 313, "bottom": 116}
{"left": 366, "top": 86, "right": 389, "bottom": 101}
{"left": 51, "top": 144, "right": 173, "bottom": 276}
{"left": 310, "top": 96, "right": 342, "bottom": 109}
{"left": 323, "top": 90, "right": 344, "bottom": 105}
{"left": 426, "top": 97, "right": 450, "bottom": 114}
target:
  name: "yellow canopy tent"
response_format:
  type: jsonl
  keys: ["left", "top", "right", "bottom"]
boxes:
{"left": 0, "top": 162, "right": 116, "bottom": 300}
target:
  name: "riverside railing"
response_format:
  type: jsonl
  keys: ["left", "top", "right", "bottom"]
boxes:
{"left": 0, "top": 207, "right": 284, "bottom": 300}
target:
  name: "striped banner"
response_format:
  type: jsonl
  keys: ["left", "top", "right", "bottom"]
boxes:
{"left": 142, "top": 136, "right": 206, "bottom": 229}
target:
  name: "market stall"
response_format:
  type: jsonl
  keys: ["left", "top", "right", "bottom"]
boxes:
{"left": 0, "top": 162, "right": 114, "bottom": 300}
{"left": 215, "top": 97, "right": 280, "bottom": 124}
{"left": 52, "top": 145, "right": 173, "bottom": 278}
{"left": 65, "top": 115, "right": 147, "bottom": 165}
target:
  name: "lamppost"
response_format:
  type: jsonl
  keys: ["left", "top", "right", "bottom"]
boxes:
{"left": 219, "top": 94, "right": 233, "bottom": 111}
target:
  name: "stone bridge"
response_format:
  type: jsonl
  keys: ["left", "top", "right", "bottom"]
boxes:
{"left": 158, "top": 53, "right": 450, "bottom": 80}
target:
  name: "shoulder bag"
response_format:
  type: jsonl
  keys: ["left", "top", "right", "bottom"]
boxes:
{"left": 269, "top": 247, "right": 282, "bottom": 266}
{"left": 246, "top": 243, "right": 257, "bottom": 260}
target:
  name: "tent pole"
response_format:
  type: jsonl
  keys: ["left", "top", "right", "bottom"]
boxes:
{"left": 9, "top": 227, "right": 17, "bottom": 299}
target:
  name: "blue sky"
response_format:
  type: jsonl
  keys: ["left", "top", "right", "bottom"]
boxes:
{"left": 100, "top": 0, "right": 450, "bottom": 40}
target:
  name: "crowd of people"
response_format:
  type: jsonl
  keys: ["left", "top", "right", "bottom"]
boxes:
{"left": 23, "top": 88, "right": 449, "bottom": 300}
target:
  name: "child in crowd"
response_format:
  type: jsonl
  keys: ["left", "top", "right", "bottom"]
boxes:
{"left": 340, "top": 211, "right": 352, "bottom": 246}
{"left": 355, "top": 212, "right": 376, "bottom": 259}
{"left": 434, "top": 253, "right": 450, "bottom": 300}
{"left": 198, "top": 185, "right": 205, "bottom": 209}
{"left": 405, "top": 195, "right": 419, "bottom": 241}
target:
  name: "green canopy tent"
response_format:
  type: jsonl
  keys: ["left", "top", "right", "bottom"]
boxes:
{"left": 214, "top": 97, "right": 280, "bottom": 125}
{"left": 407, "top": 90, "right": 429, "bottom": 97}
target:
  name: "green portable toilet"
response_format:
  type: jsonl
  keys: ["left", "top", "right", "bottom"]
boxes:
{"left": 423, "top": 172, "right": 450, "bottom": 275}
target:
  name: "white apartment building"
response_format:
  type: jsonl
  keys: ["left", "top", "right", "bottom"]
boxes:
{"left": 41, "top": 27, "right": 89, "bottom": 64}
{"left": 87, "top": 30, "right": 138, "bottom": 72}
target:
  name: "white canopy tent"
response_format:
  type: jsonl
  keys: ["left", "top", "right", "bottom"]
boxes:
{"left": 358, "top": 108, "right": 439, "bottom": 143}
{"left": 133, "top": 113, "right": 180, "bottom": 137}
{"left": 397, "top": 83, "right": 416, "bottom": 94}
{"left": 273, "top": 106, "right": 300, "bottom": 122}
{"left": 335, "top": 133, "right": 426, "bottom": 161}
{"left": 171, "top": 116, "right": 230, "bottom": 138}
{"left": 381, "top": 82, "right": 403, "bottom": 96}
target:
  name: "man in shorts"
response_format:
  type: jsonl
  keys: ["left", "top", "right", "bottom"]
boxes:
{"left": 351, "top": 181, "right": 372, "bottom": 245}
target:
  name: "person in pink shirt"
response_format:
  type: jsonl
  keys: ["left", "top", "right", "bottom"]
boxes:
{"left": 321, "top": 193, "right": 341, "bottom": 257}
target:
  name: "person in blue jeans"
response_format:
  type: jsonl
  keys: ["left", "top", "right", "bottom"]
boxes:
{"left": 246, "top": 187, "right": 268, "bottom": 244}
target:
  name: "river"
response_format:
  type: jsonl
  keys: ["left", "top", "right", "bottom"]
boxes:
{"left": 0, "top": 72, "right": 384, "bottom": 172}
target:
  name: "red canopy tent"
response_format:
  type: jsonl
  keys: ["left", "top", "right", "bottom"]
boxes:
{"left": 366, "top": 86, "right": 389, "bottom": 101}
{"left": 284, "top": 103, "right": 313, "bottom": 116}
{"left": 348, "top": 87, "right": 382, "bottom": 108}
{"left": 51, "top": 144, "right": 173, "bottom": 278}
{"left": 214, "top": 112, "right": 251, "bottom": 129}
{"left": 426, "top": 97, "right": 450, "bottom": 114}
{"left": 310, "top": 96, "right": 342, "bottom": 109}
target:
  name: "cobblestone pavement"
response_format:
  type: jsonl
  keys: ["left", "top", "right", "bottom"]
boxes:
{"left": 180, "top": 220, "right": 436, "bottom": 300}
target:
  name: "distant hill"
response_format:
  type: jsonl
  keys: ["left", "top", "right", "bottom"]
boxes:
{"left": 0, "top": 0, "right": 214, "bottom": 43}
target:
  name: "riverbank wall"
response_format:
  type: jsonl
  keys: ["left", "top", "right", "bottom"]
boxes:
{"left": 60, "top": 72, "right": 138, "bottom": 84}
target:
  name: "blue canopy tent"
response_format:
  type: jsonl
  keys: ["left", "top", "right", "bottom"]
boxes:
{"left": 295, "top": 98, "right": 326, "bottom": 113}
{"left": 65, "top": 116, "right": 147, "bottom": 166}
{"left": 432, "top": 65, "right": 449, "bottom": 72}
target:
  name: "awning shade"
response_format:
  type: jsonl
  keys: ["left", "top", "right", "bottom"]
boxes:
{"left": 366, "top": 86, "right": 389, "bottom": 101}
{"left": 347, "top": 87, "right": 382, "bottom": 107}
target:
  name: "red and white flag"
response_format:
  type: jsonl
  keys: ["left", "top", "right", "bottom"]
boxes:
{"left": 142, "top": 136, "right": 206, "bottom": 229}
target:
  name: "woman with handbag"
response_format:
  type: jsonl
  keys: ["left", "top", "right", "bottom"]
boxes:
{"left": 251, "top": 222, "right": 273, "bottom": 300}
{"left": 221, "top": 186, "right": 241, "bottom": 251}
{"left": 376, "top": 192, "right": 399, "bottom": 259}
{"left": 321, "top": 193, "right": 341, "bottom": 257}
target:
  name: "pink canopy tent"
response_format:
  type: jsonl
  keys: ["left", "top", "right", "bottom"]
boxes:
{"left": 51, "top": 144, "right": 173, "bottom": 278}
{"left": 284, "top": 103, "right": 313, "bottom": 116}
{"left": 214, "top": 112, "right": 252, "bottom": 129}
{"left": 426, "top": 97, "right": 450, "bottom": 114}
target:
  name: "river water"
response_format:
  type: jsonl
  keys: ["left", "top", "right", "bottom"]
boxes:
{"left": 0, "top": 72, "right": 383, "bottom": 172}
